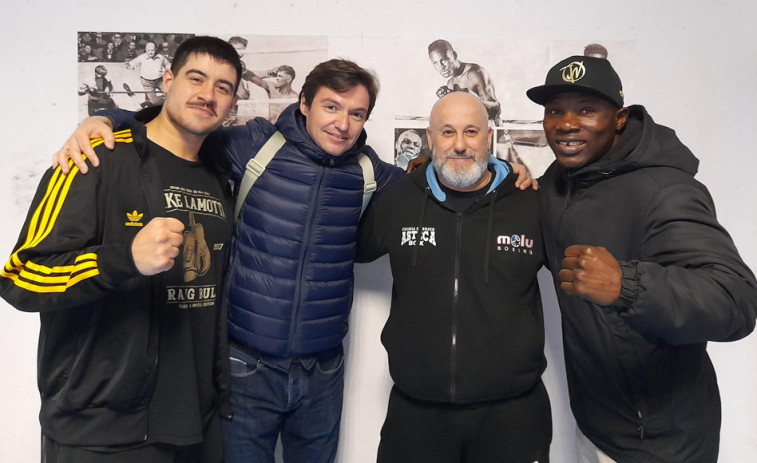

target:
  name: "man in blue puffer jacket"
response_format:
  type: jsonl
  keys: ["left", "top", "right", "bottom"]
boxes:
{"left": 210, "top": 60, "right": 403, "bottom": 463}
{"left": 54, "top": 59, "right": 402, "bottom": 463}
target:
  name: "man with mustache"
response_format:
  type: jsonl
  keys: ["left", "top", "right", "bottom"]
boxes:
{"left": 529, "top": 55, "right": 757, "bottom": 463}
{"left": 1, "top": 36, "right": 243, "bottom": 463}
{"left": 357, "top": 92, "right": 550, "bottom": 462}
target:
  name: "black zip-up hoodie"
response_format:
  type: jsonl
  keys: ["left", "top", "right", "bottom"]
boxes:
{"left": 540, "top": 105, "right": 757, "bottom": 463}
{"left": 357, "top": 158, "right": 545, "bottom": 404}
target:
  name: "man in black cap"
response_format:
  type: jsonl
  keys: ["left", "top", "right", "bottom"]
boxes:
{"left": 528, "top": 56, "right": 757, "bottom": 463}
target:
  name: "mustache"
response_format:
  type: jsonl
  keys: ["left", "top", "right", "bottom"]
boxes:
{"left": 443, "top": 152, "right": 475, "bottom": 160}
{"left": 187, "top": 101, "right": 216, "bottom": 116}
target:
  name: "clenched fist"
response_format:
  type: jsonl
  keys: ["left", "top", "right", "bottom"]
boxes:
{"left": 131, "top": 217, "right": 186, "bottom": 276}
{"left": 558, "top": 245, "right": 622, "bottom": 306}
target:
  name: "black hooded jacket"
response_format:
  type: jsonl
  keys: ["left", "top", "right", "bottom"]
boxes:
{"left": 540, "top": 105, "right": 757, "bottom": 463}
{"left": 357, "top": 158, "right": 545, "bottom": 404}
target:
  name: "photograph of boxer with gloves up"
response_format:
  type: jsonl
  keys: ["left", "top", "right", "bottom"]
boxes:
{"left": 427, "top": 38, "right": 501, "bottom": 125}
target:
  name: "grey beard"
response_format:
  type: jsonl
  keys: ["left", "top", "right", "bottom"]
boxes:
{"left": 433, "top": 155, "right": 489, "bottom": 189}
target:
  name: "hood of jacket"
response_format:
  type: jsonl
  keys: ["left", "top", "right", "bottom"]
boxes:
{"left": 274, "top": 103, "right": 369, "bottom": 167}
{"left": 556, "top": 105, "right": 699, "bottom": 185}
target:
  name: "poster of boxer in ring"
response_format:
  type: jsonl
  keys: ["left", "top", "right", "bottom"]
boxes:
{"left": 76, "top": 32, "right": 327, "bottom": 126}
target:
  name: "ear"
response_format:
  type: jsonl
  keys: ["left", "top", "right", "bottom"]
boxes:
{"left": 615, "top": 107, "right": 630, "bottom": 132}
{"left": 299, "top": 94, "right": 309, "bottom": 117}
{"left": 161, "top": 69, "right": 175, "bottom": 93}
{"left": 426, "top": 127, "right": 434, "bottom": 151}
{"left": 486, "top": 127, "right": 493, "bottom": 148}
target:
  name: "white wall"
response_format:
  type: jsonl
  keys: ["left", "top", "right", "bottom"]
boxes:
{"left": 1, "top": 1, "right": 756, "bottom": 461}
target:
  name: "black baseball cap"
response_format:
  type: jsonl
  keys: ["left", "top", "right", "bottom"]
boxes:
{"left": 527, "top": 55, "right": 624, "bottom": 107}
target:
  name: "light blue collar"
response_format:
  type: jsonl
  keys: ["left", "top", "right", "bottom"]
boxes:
{"left": 425, "top": 157, "right": 510, "bottom": 202}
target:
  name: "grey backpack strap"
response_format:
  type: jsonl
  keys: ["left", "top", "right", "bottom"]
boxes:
{"left": 358, "top": 153, "right": 376, "bottom": 217}
{"left": 234, "top": 131, "right": 286, "bottom": 220}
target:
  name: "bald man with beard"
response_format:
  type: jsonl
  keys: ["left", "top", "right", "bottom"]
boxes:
{"left": 357, "top": 92, "right": 550, "bottom": 463}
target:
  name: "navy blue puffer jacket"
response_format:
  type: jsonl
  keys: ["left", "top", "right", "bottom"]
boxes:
{"left": 208, "top": 104, "right": 402, "bottom": 357}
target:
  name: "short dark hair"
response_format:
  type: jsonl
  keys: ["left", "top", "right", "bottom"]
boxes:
{"left": 428, "top": 39, "right": 454, "bottom": 56}
{"left": 299, "top": 59, "right": 379, "bottom": 118}
{"left": 277, "top": 65, "right": 296, "bottom": 81}
{"left": 171, "top": 36, "right": 243, "bottom": 91}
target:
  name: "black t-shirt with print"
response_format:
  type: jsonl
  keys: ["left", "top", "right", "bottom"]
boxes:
{"left": 146, "top": 141, "right": 230, "bottom": 446}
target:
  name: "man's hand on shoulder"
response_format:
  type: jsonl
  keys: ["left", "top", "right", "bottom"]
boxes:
{"left": 510, "top": 163, "right": 538, "bottom": 190}
{"left": 559, "top": 245, "right": 621, "bottom": 306}
{"left": 52, "top": 116, "right": 115, "bottom": 174}
{"left": 405, "top": 155, "right": 429, "bottom": 173}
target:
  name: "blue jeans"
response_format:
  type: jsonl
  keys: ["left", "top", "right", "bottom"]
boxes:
{"left": 222, "top": 343, "right": 344, "bottom": 463}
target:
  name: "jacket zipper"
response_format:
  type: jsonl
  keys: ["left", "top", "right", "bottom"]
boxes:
{"left": 289, "top": 164, "right": 327, "bottom": 353}
{"left": 561, "top": 175, "right": 646, "bottom": 441}
{"left": 140, "top": 151, "right": 161, "bottom": 443}
{"left": 450, "top": 213, "right": 463, "bottom": 401}
{"left": 563, "top": 177, "right": 573, "bottom": 212}
{"left": 637, "top": 410, "right": 645, "bottom": 439}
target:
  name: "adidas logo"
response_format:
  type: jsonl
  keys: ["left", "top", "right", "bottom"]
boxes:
{"left": 125, "top": 210, "right": 144, "bottom": 227}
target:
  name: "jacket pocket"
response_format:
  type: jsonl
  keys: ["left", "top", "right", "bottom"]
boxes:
{"left": 41, "top": 297, "right": 158, "bottom": 413}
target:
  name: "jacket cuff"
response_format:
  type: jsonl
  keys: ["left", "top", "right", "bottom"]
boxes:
{"left": 612, "top": 260, "right": 640, "bottom": 311}
{"left": 94, "top": 108, "right": 136, "bottom": 131}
